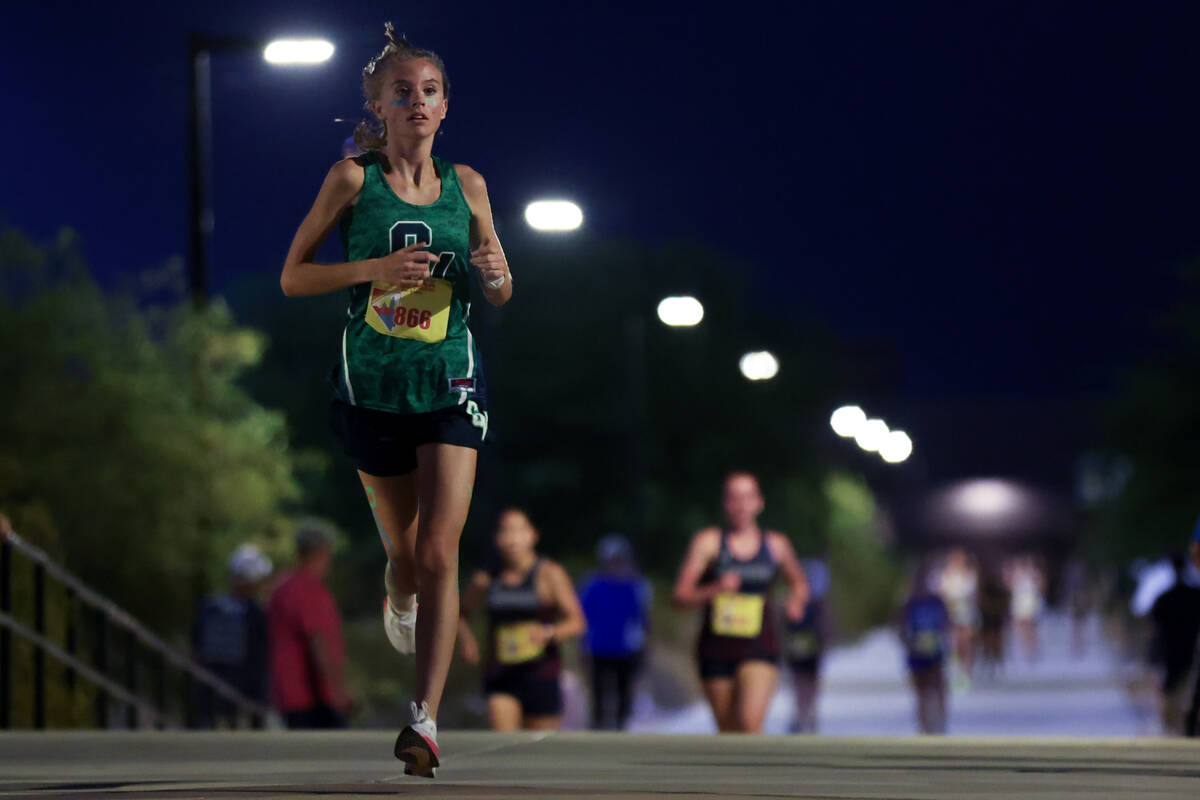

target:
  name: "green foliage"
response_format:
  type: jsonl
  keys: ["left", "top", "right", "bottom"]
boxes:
{"left": 1094, "top": 263, "right": 1200, "bottom": 562}
{"left": 824, "top": 473, "right": 903, "bottom": 638}
{"left": 0, "top": 227, "right": 306, "bottom": 635}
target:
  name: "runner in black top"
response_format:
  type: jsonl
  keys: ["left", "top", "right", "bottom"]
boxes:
{"left": 458, "top": 509, "right": 586, "bottom": 730}
{"left": 672, "top": 472, "right": 809, "bottom": 733}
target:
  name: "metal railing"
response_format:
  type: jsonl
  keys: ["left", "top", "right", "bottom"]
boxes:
{"left": 0, "top": 529, "right": 271, "bottom": 729}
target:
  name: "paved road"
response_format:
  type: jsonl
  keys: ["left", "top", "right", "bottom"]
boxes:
{"left": 2, "top": 731, "right": 1199, "bottom": 799}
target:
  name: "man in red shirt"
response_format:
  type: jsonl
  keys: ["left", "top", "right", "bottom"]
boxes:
{"left": 268, "top": 523, "right": 352, "bottom": 728}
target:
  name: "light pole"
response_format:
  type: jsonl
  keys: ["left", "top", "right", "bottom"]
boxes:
{"left": 187, "top": 34, "right": 334, "bottom": 305}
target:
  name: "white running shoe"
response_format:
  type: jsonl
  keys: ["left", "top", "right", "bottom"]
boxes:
{"left": 395, "top": 700, "right": 439, "bottom": 778}
{"left": 383, "top": 596, "right": 417, "bottom": 655}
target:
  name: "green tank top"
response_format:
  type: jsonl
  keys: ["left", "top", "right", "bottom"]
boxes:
{"left": 329, "top": 152, "right": 483, "bottom": 415}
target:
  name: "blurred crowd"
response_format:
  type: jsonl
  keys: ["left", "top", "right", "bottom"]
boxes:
{"left": 190, "top": 507, "right": 1200, "bottom": 738}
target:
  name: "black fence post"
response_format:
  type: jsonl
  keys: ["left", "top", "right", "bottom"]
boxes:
{"left": 94, "top": 610, "right": 108, "bottom": 728}
{"left": 0, "top": 540, "right": 10, "bottom": 729}
{"left": 124, "top": 630, "right": 137, "bottom": 728}
{"left": 33, "top": 562, "right": 45, "bottom": 729}
{"left": 65, "top": 588, "right": 77, "bottom": 691}
{"left": 154, "top": 653, "right": 167, "bottom": 730}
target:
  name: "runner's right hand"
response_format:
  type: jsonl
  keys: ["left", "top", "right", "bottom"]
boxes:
{"left": 376, "top": 241, "right": 439, "bottom": 288}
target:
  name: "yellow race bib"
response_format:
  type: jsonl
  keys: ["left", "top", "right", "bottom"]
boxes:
{"left": 495, "top": 622, "right": 546, "bottom": 665}
{"left": 365, "top": 278, "right": 452, "bottom": 342}
{"left": 712, "top": 592, "right": 765, "bottom": 638}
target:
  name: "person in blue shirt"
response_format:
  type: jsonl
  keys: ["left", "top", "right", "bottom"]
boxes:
{"left": 578, "top": 535, "right": 652, "bottom": 730}
{"left": 900, "top": 563, "right": 951, "bottom": 734}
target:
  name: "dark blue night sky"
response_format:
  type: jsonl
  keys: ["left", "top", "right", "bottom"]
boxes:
{"left": 4, "top": 0, "right": 1199, "bottom": 410}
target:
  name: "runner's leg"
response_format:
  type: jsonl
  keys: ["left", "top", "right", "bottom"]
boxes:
{"left": 734, "top": 660, "right": 778, "bottom": 733}
{"left": 412, "top": 442, "right": 477, "bottom": 720}
{"left": 356, "top": 470, "right": 419, "bottom": 611}
{"left": 487, "top": 693, "right": 522, "bottom": 731}
{"left": 701, "top": 677, "right": 738, "bottom": 732}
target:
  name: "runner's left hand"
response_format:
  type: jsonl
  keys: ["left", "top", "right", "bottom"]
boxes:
{"left": 470, "top": 241, "right": 508, "bottom": 288}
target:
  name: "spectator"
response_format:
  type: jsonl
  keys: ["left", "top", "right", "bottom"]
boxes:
{"left": 268, "top": 523, "right": 351, "bottom": 729}
{"left": 1151, "top": 549, "right": 1200, "bottom": 735}
{"left": 190, "top": 543, "right": 272, "bottom": 727}
{"left": 578, "top": 534, "right": 652, "bottom": 730}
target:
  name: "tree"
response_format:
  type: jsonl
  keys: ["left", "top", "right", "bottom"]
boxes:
{"left": 0, "top": 227, "right": 306, "bottom": 635}
{"left": 1094, "top": 263, "right": 1200, "bottom": 562}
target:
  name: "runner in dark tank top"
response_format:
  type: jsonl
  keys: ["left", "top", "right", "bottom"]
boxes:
{"left": 458, "top": 509, "right": 586, "bottom": 731}
{"left": 672, "top": 472, "right": 810, "bottom": 733}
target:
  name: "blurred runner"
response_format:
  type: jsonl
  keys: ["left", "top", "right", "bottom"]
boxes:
{"left": 672, "top": 472, "right": 808, "bottom": 733}
{"left": 190, "top": 544, "right": 272, "bottom": 727}
{"left": 1008, "top": 555, "right": 1045, "bottom": 661}
{"left": 902, "top": 565, "right": 950, "bottom": 734}
{"left": 458, "top": 509, "right": 586, "bottom": 731}
{"left": 1150, "top": 551, "right": 1200, "bottom": 734}
{"left": 579, "top": 534, "right": 652, "bottom": 730}
{"left": 279, "top": 22, "right": 513, "bottom": 777}
{"left": 267, "top": 524, "right": 351, "bottom": 729}
{"left": 784, "top": 559, "right": 829, "bottom": 734}
{"left": 938, "top": 549, "right": 978, "bottom": 682}
{"left": 975, "top": 564, "right": 1009, "bottom": 681}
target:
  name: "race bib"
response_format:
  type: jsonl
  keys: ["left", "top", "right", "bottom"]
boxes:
{"left": 912, "top": 630, "right": 942, "bottom": 656}
{"left": 495, "top": 622, "right": 546, "bottom": 665}
{"left": 712, "top": 592, "right": 764, "bottom": 638}
{"left": 365, "top": 278, "right": 452, "bottom": 342}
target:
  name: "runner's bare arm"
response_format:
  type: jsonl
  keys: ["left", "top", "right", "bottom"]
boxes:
{"left": 768, "top": 532, "right": 810, "bottom": 621}
{"left": 671, "top": 529, "right": 725, "bottom": 609}
{"left": 280, "top": 160, "right": 375, "bottom": 296}
{"left": 456, "top": 570, "right": 491, "bottom": 664}
{"left": 456, "top": 164, "right": 513, "bottom": 307}
{"left": 543, "top": 561, "right": 587, "bottom": 643}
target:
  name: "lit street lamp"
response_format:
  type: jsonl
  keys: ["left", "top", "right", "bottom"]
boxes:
{"left": 854, "top": 418, "right": 890, "bottom": 453}
{"left": 188, "top": 34, "right": 334, "bottom": 305}
{"left": 830, "top": 405, "right": 867, "bottom": 437}
{"left": 656, "top": 296, "right": 704, "bottom": 327}
{"left": 879, "top": 430, "right": 913, "bottom": 464}
{"left": 524, "top": 200, "right": 583, "bottom": 232}
{"left": 739, "top": 351, "right": 779, "bottom": 381}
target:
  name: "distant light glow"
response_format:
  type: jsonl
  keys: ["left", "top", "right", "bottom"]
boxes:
{"left": 656, "top": 296, "right": 704, "bottom": 327}
{"left": 830, "top": 405, "right": 867, "bottom": 438}
{"left": 263, "top": 39, "right": 335, "bottom": 65}
{"left": 524, "top": 200, "right": 583, "bottom": 232}
{"left": 739, "top": 351, "right": 779, "bottom": 381}
{"left": 880, "top": 430, "right": 913, "bottom": 464}
{"left": 956, "top": 479, "right": 1021, "bottom": 516}
{"left": 854, "top": 419, "right": 890, "bottom": 452}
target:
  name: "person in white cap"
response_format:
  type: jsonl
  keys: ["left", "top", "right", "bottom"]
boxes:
{"left": 189, "top": 543, "right": 273, "bottom": 726}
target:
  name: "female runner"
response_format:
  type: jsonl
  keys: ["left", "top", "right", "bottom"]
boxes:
{"left": 279, "top": 24, "right": 511, "bottom": 777}
{"left": 457, "top": 508, "right": 586, "bottom": 730}
{"left": 672, "top": 472, "right": 809, "bottom": 733}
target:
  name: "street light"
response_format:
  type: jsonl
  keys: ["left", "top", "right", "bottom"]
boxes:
{"left": 524, "top": 200, "right": 583, "bottom": 232}
{"left": 263, "top": 39, "right": 335, "bottom": 65}
{"left": 830, "top": 405, "right": 867, "bottom": 437}
{"left": 188, "top": 33, "right": 334, "bottom": 305}
{"left": 854, "top": 418, "right": 889, "bottom": 452}
{"left": 879, "top": 430, "right": 913, "bottom": 464}
{"left": 739, "top": 351, "right": 779, "bottom": 381}
{"left": 656, "top": 296, "right": 704, "bottom": 327}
